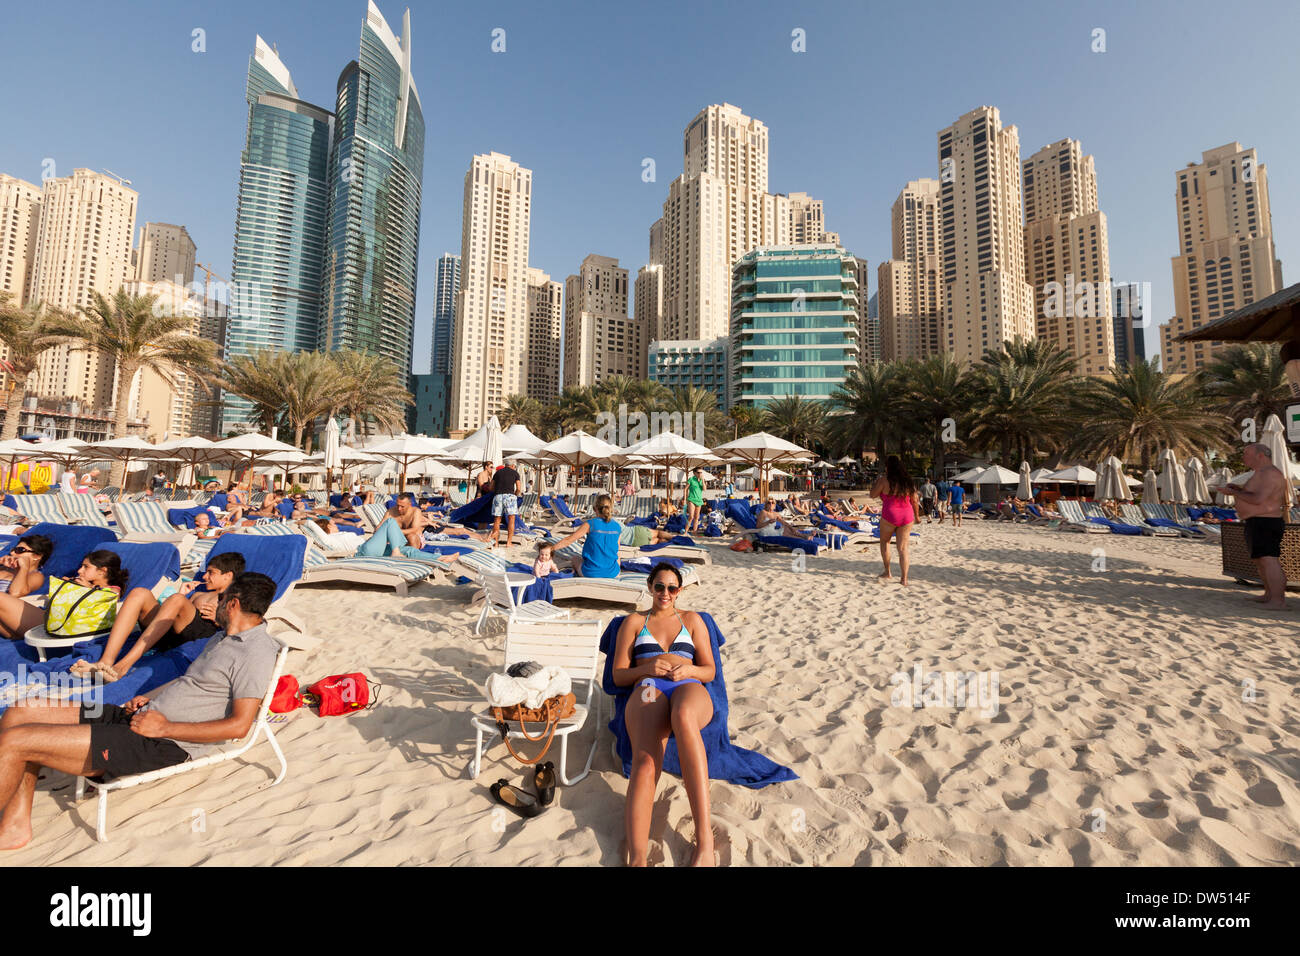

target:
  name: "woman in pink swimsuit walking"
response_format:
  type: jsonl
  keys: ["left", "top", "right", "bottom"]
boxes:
{"left": 870, "top": 455, "right": 919, "bottom": 585}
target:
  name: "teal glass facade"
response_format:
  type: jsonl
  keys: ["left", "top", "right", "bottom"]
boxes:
{"left": 225, "top": 49, "right": 333, "bottom": 432}
{"left": 648, "top": 338, "right": 730, "bottom": 408}
{"left": 321, "top": 14, "right": 425, "bottom": 377}
{"left": 730, "top": 246, "right": 859, "bottom": 406}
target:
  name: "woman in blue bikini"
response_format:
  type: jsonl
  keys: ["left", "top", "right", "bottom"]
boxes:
{"left": 611, "top": 563, "right": 715, "bottom": 866}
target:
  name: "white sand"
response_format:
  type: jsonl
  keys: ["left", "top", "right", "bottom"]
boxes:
{"left": 10, "top": 519, "right": 1300, "bottom": 865}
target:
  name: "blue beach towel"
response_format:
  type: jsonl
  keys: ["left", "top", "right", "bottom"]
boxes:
{"left": 449, "top": 495, "right": 493, "bottom": 528}
{"left": 599, "top": 613, "right": 797, "bottom": 789}
{"left": 202, "top": 533, "right": 304, "bottom": 602}
{"left": 168, "top": 505, "right": 218, "bottom": 529}
{"left": 101, "top": 541, "right": 181, "bottom": 593}
{"left": 0, "top": 522, "right": 118, "bottom": 595}
{"left": 641, "top": 535, "right": 698, "bottom": 551}
{"left": 724, "top": 500, "right": 758, "bottom": 530}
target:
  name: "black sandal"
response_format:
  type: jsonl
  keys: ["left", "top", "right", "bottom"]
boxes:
{"left": 490, "top": 779, "right": 546, "bottom": 818}
{"left": 533, "top": 761, "right": 556, "bottom": 807}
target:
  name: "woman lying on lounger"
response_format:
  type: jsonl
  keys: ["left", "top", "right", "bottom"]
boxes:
{"left": 0, "top": 534, "right": 53, "bottom": 599}
{"left": 611, "top": 563, "right": 715, "bottom": 866}
{"left": 0, "top": 549, "right": 127, "bottom": 640}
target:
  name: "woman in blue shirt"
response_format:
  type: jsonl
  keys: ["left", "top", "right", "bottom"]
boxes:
{"left": 552, "top": 494, "right": 623, "bottom": 577}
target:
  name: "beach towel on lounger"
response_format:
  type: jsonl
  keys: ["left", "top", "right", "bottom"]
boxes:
{"left": 0, "top": 522, "right": 118, "bottom": 595}
{"left": 203, "top": 533, "right": 304, "bottom": 602}
{"left": 168, "top": 505, "right": 218, "bottom": 529}
{"left": 449, "top": 494, "right": 493, "bottom": 528}
{"left": 599, "top": 613, "right": 797, "bottom": 789}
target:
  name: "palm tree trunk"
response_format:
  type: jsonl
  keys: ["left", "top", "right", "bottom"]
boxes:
{"left": 2, "top": 379, "right": 26, "bottom": 442}
{"left": 111, "top": 362, "right": 138, "bottom": 487}
{"left": 294, "top": 423, "right": 305, "bottom": 450}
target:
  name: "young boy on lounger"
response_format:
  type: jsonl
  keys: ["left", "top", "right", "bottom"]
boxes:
{"left": 70, "top": 552, "right": 247, "bottom": 682}
{"left": 0, "top": 572, "right": 281, "bottom": 851}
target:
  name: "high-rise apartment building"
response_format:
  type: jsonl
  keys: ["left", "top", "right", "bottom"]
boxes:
{"left": 731, "top": 245, "right": 859, "bottom": 406}
{"left": 1112, "top": 283, "right": 1147, "bottom": 368}
{"left": 526, "top": 267, "right": 562, "bottom": 400}
{"left": 938, "top": 107, "right": 1034, "bottom": 362}
{"left": 449, "top": 152, "right": 532, "bottom": 432}
{"left": 1023, "top": 138, "right": 1114, "bottom": 375}
{"left": 225, "top": 35, "right": 332, "bottom": 430}
{"left": 649, "top": 104, "right": 791, "bottom": 343}
{"left": 1160, "top": 142, "right": 1283, "bottom": 373}
{"left": 29, "top": 168, "right": 138, "bottom": 407}
{"left": 634, "top": 263, "right": 664, "bottom": 342}
{"left": 853, "top": 257, "right": 878, "bottom": 364}
{"left": 430, "top": 253, "right": 459, "bottom": 375}
{"left": 786, "top": 191, "right": 838, "bottom": 245}
{"left": 878, "top": 178, "right": 944, "bottom": 362}
{"left": 321, "top": 2, "right": 425, "bottom": 372}
{"left": 0, "top": 174, "right": 42, "bottom": 305}
{"left": 135, "top": 222, "right": 196, "bottom": 286}
{"left": 563, "top": 254, "right": 645, "bottom": 387}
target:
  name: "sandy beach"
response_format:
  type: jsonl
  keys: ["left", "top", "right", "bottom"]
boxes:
{"left": 8, "top": 517, "right": 1299, "bottom": 866}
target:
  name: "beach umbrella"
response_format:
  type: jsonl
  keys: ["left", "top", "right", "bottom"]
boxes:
{"left": 1047, "top": 465, "right": 1098, "bottom": 483}
{"left": 323, "top": 416, "right": 341, "bottom": 493}
{"left": 1184, "top": 457, "right": 1212, "bottom": 504}
{"left": 501, "top": 423, "right": 546, "bottom": 456}
{"left": 366, "top": 434, "right": 451, "bottom": 490}
{"left": 89, "top": 436, "right": 167, "bottom": 491}
{"left": 1016, "top": 462, "right": 1032, "bottom": 500}
{"left": 1028, "top": 467, "right": 1055, "bottom": 482}
{"left": 1156, "top": 449, "right": 1187, "bottom": 503}
{"left": 1261, "top": 414, "right": 1296, "bottom": 506}
{"left": 623, "top": 431, "right": 714, "bottom": 499}
{"left": 1142, "top": 469, "right": 1160, "bottom": 503}
{"left": 974, "top": 465, "right": 1021, "bottom": 485}
{"left": 836, "top": 456, "right": 857, "bottom": 465}
{"left": 713, "top": 432, "right": 809, "bottom": 501}
{"left": 539, "top": 431, "right": 622, "bottom": 472}
{"left": 1209, "top": 466, "right": 1233, "bottom": 505}
{"left": 951, "top": 466, "right": 986, "bottom": 482}
{"left": 1098, "top": 456, "right": 1132, "bottom": 501}
{"left": 482, "top": 416, "right": 503, "bottom": 470}
{"left": 204, "top": 433, "right": 302, "bottom": 489}
{"left": 155, "top": 436, "right": 216, "bottom": 491}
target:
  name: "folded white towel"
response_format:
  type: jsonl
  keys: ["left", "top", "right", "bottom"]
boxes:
{"left": 485, "top": 665, "right": 572, "bottom": 709}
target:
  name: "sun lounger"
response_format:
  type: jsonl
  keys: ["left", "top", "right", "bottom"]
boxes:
{"left": 55, "top": 493, "right": 115, "bottom": 529}
{"left": 237, "top": 522, "right": 440, "bottom": 596}
{"left": 110, "top": 500, "right": 198, "bottom": 547}
{"left": 598, "top": 613, "right": 796, "bottom": 788}
{"left": 453, "top": 548, "right": 657, "bottom": 607}
{"left": 1054, "top": 499, "right": 1111, "bottom": 533}
{"left": 1079, "top": 502, "right": 1148, "bottom": 535}
{"left": 470, "top": 617, "right": 604, "bottom": 785}
{"left": 1140, "top": 503, "right": 1209, "bottom": 538}
{"left": 12, "top": 493, "right": 69, "bottom": 526}
{"left": 1119, "top": 504, "right": 1180, "bottom": 536}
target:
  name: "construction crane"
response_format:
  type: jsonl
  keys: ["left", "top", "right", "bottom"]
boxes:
{"left": 194, "top": 261, "right": 227, "bottom": 301}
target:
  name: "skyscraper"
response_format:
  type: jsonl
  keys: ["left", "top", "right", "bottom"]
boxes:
{"left": 135, "top": 222, "right": 197, "bottom": 286}
{"left": 0, "top": 174, "right": 42, "bottom": 305}
{"left": 1159, "top": 143, "right": 1283, "bottom": 373}
{"left": 525, "top": 267, "right": 562, "bottom": 400}
{"left": 563, "top": 254, "right": 644, "bottom": 388}
{"left": 29, "top": 168, "right": 137, "bottom": 407}
{"left": 430, "top": 253, "right": 459, "bottom": 375}
{"left": 321, "top": 2, "right": 425, "bottom": 373}
{"left": 853, "top": 257, "right": 878, "bottom": 364}
{"left": 878, "top": 178, "right": 943, "bottom": 362}
{"left": 225, "top": 35, "right": 332, "bottom": 430}
{"left": 634, "top": 263, "right": 664, "bottom": 343}
{"left": 938, "top": 107, "right": 1034, "bottom": 362}
{"left": 449, "top": 152, "right": 532, "bottom": 432}
{"left": 786, "top": 191, "right": 838, "bottom": 245}
{"left": 1113, "top": 283, "right": 1147, "bottom": 367}
{"left": 649, "top": 104, "right": 791, "bottom": 343}
{"left": 1023, "top": 138, "right": 1114, "bottom": 375}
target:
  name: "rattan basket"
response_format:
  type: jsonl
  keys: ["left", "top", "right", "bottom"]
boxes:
{"left": 1220, "top": 522, "right": 1300, "bottom": 584}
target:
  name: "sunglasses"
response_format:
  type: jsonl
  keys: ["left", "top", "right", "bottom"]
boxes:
{"left": 10, "top": 547, "right": 33, "bottom": 555}
{"left": 651, "top": 582, "right": 680, "bottom": 594}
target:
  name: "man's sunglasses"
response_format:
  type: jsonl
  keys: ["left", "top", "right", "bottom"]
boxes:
{"left": 651, "top": 582, "right": 680, "bottom": 594}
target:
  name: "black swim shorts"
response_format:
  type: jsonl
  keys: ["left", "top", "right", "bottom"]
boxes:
{"left": 81, "top": 704, "right": 188, "bottom": 778}
{"left": 1244, "top": 516, "right": 1285, "bottom": 560}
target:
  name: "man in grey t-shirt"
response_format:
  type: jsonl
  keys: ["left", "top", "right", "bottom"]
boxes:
{"left": 0, "top": 573, "right": 282, "bottom": 851}
{"left": 919, "top": 478, "right": 937, "bottom": 523}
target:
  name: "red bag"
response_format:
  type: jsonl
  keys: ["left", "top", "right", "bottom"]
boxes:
{"left": 306, "top": 673, "right": 380, "bottom": 717}
{"left": 269, "top": 675, "right": 302, "bottom": 713}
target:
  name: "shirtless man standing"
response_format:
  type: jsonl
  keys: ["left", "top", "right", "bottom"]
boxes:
{"left": 1224, "top": 442, "right": 1290, "bottom": 610}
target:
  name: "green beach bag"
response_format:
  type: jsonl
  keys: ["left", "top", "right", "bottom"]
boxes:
{"left": 43, "top": 579, "right": 119, "bottom": 638}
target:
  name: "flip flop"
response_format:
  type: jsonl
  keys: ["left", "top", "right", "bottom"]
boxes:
{"left": 490, "top": 778, "right": 546, "bottom": 818}
{"left": 533, "top": 761, "right": 556, "bottom": 807}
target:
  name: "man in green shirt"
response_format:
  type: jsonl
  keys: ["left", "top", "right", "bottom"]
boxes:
{"left": 684, "top": 467, "right": 706, "bottom": 534}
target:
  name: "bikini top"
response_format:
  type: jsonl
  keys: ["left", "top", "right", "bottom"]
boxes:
{"left": 632, "top": 612, "right": 695, "bottom": 661}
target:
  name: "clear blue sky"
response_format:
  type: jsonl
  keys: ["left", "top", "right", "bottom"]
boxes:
{"left": 5, "top": 0, "right": 1297, "bottom": 372}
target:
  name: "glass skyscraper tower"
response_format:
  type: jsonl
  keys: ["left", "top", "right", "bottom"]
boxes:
{"left": 321, "top": 2, "right": 425, "bottom": 374}
{"left": 431, "top": 253, "right": 459, "bottom": 375}
{"left": 224, "top": 36, "right": 333, "bottom": 431}
{"left": 224, "top": 3, "right": 423, "bottom": 432}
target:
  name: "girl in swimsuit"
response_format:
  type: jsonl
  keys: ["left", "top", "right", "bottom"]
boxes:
{"left": 612, "top": 563, "right": 716, "bottom": 867}
{"left": 869, "top": 454, "right": 919, "bottom": 586}
{"left": 0, "top": 534, "right": 53, "bottom": 599}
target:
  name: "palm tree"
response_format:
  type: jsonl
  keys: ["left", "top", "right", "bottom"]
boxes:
{"left": 57, "top": 289, "right": 218, "bottom": 482}
{"left": 280, "top": 352, "right": 346, "bottom": 451}
{"left": 968, "top": 339, "right": 1079, "bottom": 463}
{"left": 899, "top": 353, "right": 972, "bottom": 474}
{"left": 828, "top": 363, "right": 902, "bottom": 461}
{"left": 1067, "top": 359, "right": 1232, "bottom": 471}
{"left": 216, "top": 351, "right": 286, "bottom": 436}
{"left": 498, "top": 394, "right": 545, "bottom": 433}
{"left": 727, "top": 403, "right": 767, "bottom": 441}
{"left": 330, "top": 349, "right": 411, "bottom": 438}
{"left": 661, "top": 385, "right": 728, "bottom": 445}
{"left": 1199, "top": 342, "right": 1292, "bottom": 428}
{"left": 0, "top": 295, "right": 72, "bottom": 441}
{"left": 762, "top": 395, "right": 826, "bottom": 450}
